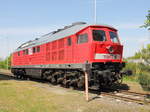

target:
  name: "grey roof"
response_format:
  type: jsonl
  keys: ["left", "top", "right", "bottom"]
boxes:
{"left": 15, "top": 22, "right": 116, "bottom": 52}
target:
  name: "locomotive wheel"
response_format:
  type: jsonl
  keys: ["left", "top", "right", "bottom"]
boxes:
{"left": 77, "top": 76, "right": 85, "bottom": 89}
{"left": 116, "top": 77, "right": 123, "bottom": 85}
{"left": 16, "top": 74, "right": 25, "bottom": 80}
{"left": 16, "top": 74, "right": 21, "bottom": 79}
{"left": 62, "top": 79, "right": 70, "bottom": 88}
{"left": 51, "top": 76, "right": 57, "bottom": 85}
{"left": 42, "top": 71, "right": 49, "bottom": 80}
{"left": 47, "top": 75, "right": 52, "bottom": 82}
{"left": 117, "top": 74, "right": 123, "bottom": 84}
{"left": 70, "top": 79, "right": 78, "bottom": 87}
{"left": 15, "top": 70, "right": 26, "bottom": 80}
{"left": 57, "top": 77, "right": 63, "bottom": 84}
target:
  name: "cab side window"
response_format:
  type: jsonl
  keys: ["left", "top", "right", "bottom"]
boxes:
{"left": 77, "top": 33, "right": 88, "bottom": 44}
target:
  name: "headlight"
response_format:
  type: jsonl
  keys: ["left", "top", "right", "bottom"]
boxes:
{"left": 106, "top": 46, "right": 114, "bottom": 53}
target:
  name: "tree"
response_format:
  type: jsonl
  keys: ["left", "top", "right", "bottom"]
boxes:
{"left": 141, "top": 10, "right": 150, "bottom": 29}
{"left": 133, "top": 44, "right": 150, "bottom": 64}
{"left": 0, "top": 55, "right": 11, "bottom": 69}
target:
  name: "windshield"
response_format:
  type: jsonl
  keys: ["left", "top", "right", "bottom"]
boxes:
{"left": 109, "top": 32, "right": 120, "bottom": 43}
{"left": 93, "top": 30, "right": 106, "bottom": 41}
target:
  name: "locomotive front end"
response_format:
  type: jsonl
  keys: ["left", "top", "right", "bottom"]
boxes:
{"left": 90, "top": 25, "right": 125, "bottom": 88}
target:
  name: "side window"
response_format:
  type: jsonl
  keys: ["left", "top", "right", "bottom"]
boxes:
{"left": 93, "top": 30, "right": 106, "bottom": 41}
{"left": 77, "top": 33, "right": 88, "bottom": 44}
{"left": 37, "top": 46, "right": 40, "bottom": 52}
{"left": 23, "top": 50, "right": 26, "bottom": 55}
{"left": 33, "top": 46, "right": 40, "bottom": 53}
{"left": 33, "top": 47, "right": 36, "bottom": 53}
{"left": 25, "top": 49, "right": 29, "bottom": 55}
{"left": 18, "top": 52, "right": 20, "bottom": 56}
{"left": 67, "top": 37, "right": 72, "bottom": 46}
{"left": 23, "top": 49, "right": 28, "bottom": 55}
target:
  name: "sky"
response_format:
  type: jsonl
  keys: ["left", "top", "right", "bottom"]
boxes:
{"left": 0, "top": 0, "right": 150, "bottom": 59}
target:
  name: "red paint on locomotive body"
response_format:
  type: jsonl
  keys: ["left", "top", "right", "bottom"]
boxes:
{"left": 11, "top": 24, "right": 123, "bottom": 67}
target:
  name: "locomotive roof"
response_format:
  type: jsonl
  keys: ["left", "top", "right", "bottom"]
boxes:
{"left": 15, "top": 22, "right": 116, "bottom": 52}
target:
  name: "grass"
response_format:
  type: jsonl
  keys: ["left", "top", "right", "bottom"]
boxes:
{"left": 0, "top": 80, "right": 65, "bottom": 112}
{"left": 0, "top": 74, "right": 150, "bottom": 112}
{"left": 123, "top": 76, "right": 138, "bottom": 82}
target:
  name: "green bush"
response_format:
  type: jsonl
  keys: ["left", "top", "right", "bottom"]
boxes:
{"left": 0, "top": 61, "right": 7, "bottom": 69}
{"left": 123, "top": 62, "right": 143, "bottom": 74}
{"left": 123, "top": 62, "right": 150, "bottom": 91}
{"left": 124, "top": 44, "right": 150, "bottom": 91}
{"left": 123, "top": 62, "right": 141, "bottom": 82}
{"left": 138, "top": 72, "right": 150, "bottom": 91}
{"left": 0, "top": 55, "right": 11, "bottom": 69}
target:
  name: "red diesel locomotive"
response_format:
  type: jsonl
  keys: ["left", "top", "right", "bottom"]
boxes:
{"left": 11, "top": 22, "right": 126, "bottom": 89}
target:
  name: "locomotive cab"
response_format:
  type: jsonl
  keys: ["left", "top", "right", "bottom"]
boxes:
{"left": 91, "top": 26, "right": 123, "bottom": 63}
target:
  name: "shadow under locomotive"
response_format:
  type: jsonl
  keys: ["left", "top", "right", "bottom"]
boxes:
{"left": 0, "top": 73, "right": 14, "bottom": 80}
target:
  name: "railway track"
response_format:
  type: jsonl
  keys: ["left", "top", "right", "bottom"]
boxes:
{"left": 101, "top": 90, "right": 150, "bottom": 104}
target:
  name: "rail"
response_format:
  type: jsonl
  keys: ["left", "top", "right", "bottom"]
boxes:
{"left": 101, "top": 90, "right": 150, "bottom": 104}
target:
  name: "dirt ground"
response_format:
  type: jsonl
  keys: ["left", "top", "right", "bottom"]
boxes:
{"left": 0, "top": 71, "right": 150, "bottom": 112}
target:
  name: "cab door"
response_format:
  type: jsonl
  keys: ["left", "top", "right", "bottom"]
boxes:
{"left": 74, "top": 30, "right": 91, "bottom": 63}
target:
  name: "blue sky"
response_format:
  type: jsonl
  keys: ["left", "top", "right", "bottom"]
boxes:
{"left": 0, "top": 0, "right": 150, "bottom": 59}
